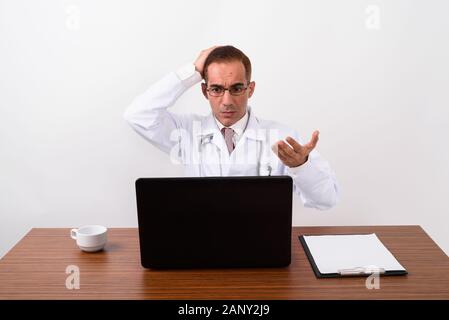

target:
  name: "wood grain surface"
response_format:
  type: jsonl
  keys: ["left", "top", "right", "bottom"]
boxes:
{"left": 0, "top": 226, "right": 448, "bottom": 299}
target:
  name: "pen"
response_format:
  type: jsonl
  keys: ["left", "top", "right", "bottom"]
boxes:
{"left": 338, "top": 266, "right": 386, "bottom": 276}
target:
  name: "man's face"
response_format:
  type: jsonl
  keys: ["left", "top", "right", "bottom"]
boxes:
{"left": 201, "top": 60, "right": 255, "bottom": 127}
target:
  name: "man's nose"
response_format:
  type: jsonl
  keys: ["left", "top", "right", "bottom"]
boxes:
{"left": 221, "top": 89, "right": 234, "bottom": 104}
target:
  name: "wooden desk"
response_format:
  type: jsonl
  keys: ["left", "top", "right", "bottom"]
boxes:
{"left": 0, "top": 226, "right": 448, "bottom": 300}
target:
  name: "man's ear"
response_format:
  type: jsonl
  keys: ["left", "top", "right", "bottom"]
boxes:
{"left": 201, "top": 83, "right": 209, "bottom": 100}
{"left": 248, "top": 81, "right": 256, "bottom": 98}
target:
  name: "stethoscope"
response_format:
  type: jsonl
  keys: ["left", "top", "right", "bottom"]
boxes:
{"left": 197, "top": 133, "right": 273, "bottom": 177}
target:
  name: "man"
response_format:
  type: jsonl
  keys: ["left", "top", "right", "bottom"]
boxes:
{"left": 124, "top": 45, "right": 338, "bottom": 210}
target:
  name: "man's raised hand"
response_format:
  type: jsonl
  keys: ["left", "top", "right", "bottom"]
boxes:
{"left": 272, "top": 131, "right": 320, "bottom": 168}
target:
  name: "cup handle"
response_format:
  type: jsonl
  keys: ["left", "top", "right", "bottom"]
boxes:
{"left": 70, "top": 229, "right": 78, "bottom": 240}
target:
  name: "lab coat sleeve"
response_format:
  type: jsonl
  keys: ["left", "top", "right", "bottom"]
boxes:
{"left": 123, "top": 64, "right": 202, "bottom": 154}
{"left": 285, "top": 149, "right": 339, "bottom": 210}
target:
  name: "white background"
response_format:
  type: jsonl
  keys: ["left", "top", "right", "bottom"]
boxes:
{"left": 1, "top": 0, "right": 448, "bottom": 258}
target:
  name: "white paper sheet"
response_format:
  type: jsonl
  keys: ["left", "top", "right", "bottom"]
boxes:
{"left": 303, "top": 233, "right": 406, "bottom": 275}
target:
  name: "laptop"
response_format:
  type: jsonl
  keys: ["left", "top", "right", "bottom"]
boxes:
{"left": 135, "top": 176, "right": 293, "bottom": 269}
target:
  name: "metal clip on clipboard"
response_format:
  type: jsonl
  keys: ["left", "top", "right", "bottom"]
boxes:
{"left": 338, "top": 265, "right": 386, "bottom": 276}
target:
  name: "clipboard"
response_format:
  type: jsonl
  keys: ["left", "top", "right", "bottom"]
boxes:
{"left": 299, "top": 234, "right": 408, "bottom": 278}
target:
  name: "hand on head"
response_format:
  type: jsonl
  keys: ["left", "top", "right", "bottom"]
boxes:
{"left": 194, "top": 46, "right": 221, "bottom": 78}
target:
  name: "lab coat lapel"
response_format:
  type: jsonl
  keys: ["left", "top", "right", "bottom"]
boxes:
{"left": 197, "top": 114, "right": 226, "bottom": 153}
{"left": 196, "top": 114, "right": 229, "bottom": 176}
{"left": 240, "top": 107, "right": 265, "bottom": 142}
{"left": 227, "top": 107, "right": 268, "bottom": 176}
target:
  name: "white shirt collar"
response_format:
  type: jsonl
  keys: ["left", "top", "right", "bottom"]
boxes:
{"left": 214, "top": 110, "right": 249, "bottom": 138}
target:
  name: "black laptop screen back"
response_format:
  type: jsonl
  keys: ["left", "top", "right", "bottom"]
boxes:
{"left": 135, "top": 176, "right": 293, "bottom": 268}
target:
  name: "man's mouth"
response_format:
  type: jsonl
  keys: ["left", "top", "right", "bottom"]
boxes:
{"left": 221, "top": 111, "right": 236, "bottom": 118}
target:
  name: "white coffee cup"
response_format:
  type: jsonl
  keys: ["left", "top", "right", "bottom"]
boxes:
{"left": 70, "top": 225, "right": 108, "bottom": 252}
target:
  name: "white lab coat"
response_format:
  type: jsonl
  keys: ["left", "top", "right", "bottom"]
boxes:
{"left": 124, "top": 65, "right": 339, "bottom": 210}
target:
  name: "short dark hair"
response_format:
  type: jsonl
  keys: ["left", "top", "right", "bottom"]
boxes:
{"left": 203, "top": 46, "right": 252, "bottom": 83}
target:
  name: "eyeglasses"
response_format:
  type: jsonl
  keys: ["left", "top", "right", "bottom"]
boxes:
{"left": 205, "top": 82, "right": 251, "bottom": 97}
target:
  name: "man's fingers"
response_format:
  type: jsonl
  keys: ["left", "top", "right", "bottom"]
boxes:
{"left": 305, "top": 130, "right": 319, "bottom": 150}
{"left": 272, "top": 142, "right": 290, "bottom": 160}
{"left": 278, "top": 141, "right": 296, "bottom": 158}
{"left": 277, "top": 141, "right": 297, "bottom": 158}
{"left": 195, "top": 46, "right": 221, "bottom": 76}
{"left": 202, "top": 46, "right": 218, "bottom": 57}
{"left": 285, "top": 137, "right": 303, "bottom": 153}
{"left": 209, "top": 45, "right": 220, "bottom": 51}
{"left": 277, "top": 146, "right": 289, "bottom": 158}
{"left": 202, "top": 45, "right": 219, "bottom": 55}
{"left": 272, "top": 133, "right": 319, "bottom": 165}
{"left": 277, "top": 148, "right": 290, "bottom": 162}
